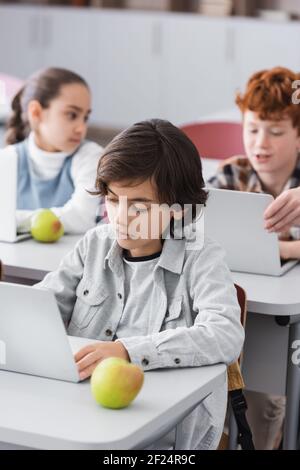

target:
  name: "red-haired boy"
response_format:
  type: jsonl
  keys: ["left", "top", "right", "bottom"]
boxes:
{"left": 209, "top": 66, "right": 300, "bottom": 449}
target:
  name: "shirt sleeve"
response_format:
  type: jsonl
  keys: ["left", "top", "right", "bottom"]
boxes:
{"left": 206, "top": 162, "right": 236, "bottom": 189}
{"left": 118, "top": 240, "right": 245, "bottom": 371}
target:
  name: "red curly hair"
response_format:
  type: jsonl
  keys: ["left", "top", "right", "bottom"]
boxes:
{"left": 236, "top": 67, "right": 300, "bottom": 134}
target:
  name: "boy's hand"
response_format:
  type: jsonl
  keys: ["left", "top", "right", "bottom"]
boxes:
{"left": 279, "top": 240, "right": 291, "bottom": 260}
{"left": 75, "top": 341, "right": 130, "bottom": 381}
{"left": 264, "top": 188, "right": 300, "bottom": 233}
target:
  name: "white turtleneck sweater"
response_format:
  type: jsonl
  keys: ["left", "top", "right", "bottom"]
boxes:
{"left": 13, "top": 133, "right": 103, "bottom": 234}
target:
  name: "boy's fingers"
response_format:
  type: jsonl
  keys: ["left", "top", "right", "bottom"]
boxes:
{"left": 79, "top": 363, "right": 99, "bottom": 381}
{"left": 76, "top": 350, "right": 101, "bottom": 372}
{"left": 264, "top": 194, "right": 287, "bottom": 219}
{"left": 265, "top": 204, "right": 295, "bottom": 229}
{"left": 266, "top": 208, "right": 300, "bottom": 232}
{"left": 265, "top": 213, "right": 287, "bottom": 230}
{"left": 74, "top": 344, "right": 97, "bottom": 362}
{"left": 264, "top": 190, "right": 300, "bottom": 224}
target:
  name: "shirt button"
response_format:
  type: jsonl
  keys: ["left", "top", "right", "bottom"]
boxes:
{"left": 105, "top": 329, "right": 113, "bottom": 337}
{"left": 141, "top": 358, "right": 149, "bottom": 367}
{"left": 117, "top": 293, "right": 122, "bottom": 299}
{"left": 174, "top": 358, "right": 181, "bottom": 365}
{"left": 83, "top": 289, "right": 89, "bottom": 296}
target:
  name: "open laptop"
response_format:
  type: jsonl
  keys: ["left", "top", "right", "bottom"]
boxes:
{"left": 0, "top": 282, "right": 98, "bottom": 382}
{"left": 205, "top": 188, "right": 298, "bottom": 276}
{"left": 0, "top": 148, "right": 30, "bottom": 242}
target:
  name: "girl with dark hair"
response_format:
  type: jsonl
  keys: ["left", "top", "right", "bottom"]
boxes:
{"left": 3, "top": 67, "right": 103, "bottom": 234}
{"left": 37, "top": 119, "right": 244, "bottom": 450}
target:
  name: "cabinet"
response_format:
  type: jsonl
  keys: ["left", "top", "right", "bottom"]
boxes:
{"left": 38, "top": 8, "right": 94, "bottom": 81}
{"left": 37, "top": 8, "right": 98, "bottom": 122}
{"left": 234, "top": 19, "right": 300, "bottom": 89}
{"left": 0, "top": 6, "right": 42, "bottom": 78}
{"left": 91, "top": 10, "right": 161, "bottom": 127}
{"left": 0, "top": 6, "right": 97, "bottom": 120}
{"left": 160, "top": 16, "right": 237, "bottom": 124}
{"left": 1, "top": 6, "right": 300, "bottom": 128}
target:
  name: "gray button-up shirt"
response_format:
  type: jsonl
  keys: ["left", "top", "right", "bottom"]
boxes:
{"left": 37, "top": 224, "right": 244, "bottom": 450}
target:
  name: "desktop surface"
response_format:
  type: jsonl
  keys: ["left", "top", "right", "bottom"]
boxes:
{"left": 232, "top": 264, "right": 300, "bottom": 315}
{"left": 0, "top": 235, "right": 81, "bottom": 282}
{"left": 0, "top": 360, "right": 226, "bottom": 450}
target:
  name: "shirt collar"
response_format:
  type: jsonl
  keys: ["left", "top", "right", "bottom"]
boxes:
{"left": 102, "top": 228, "right": 187, "bottom": 276}
{"left": 241, "top": 155, "right": 300, "bottom": 193}
{"left": 156, "top": 236, "right": 186, "bottom": 274}
{"left": 28, "top": 132, "right": 69, "bottom": 162}
{"left": 103, "top": 238, "right": 124, "bottom": 277}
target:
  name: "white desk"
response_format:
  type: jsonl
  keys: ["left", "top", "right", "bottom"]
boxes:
{"left": 233, "top": 266, "right": 300, "bottom": 450}
{"left": 0, "top": 235, "right": 81, "bottom": 284}
{"left": 1, "top": 237, "right": 300, "bottom": 448}
{"left": 0, "top": 360, "right": 226, "bottom": 450}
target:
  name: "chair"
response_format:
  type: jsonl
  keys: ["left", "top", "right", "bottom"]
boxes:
{"left": 234, "top": 284, "right": 247, "bottom": 356}
{"left": 0, "top": 260, "right": 3, "bottom": 281}
{"left": 0, "top": 73, "right": 24, "bottom": 126}
{"left": 218, "top": 283, "right": 255, "bottom": 450}
{"left": 0, "top": 74, "right": 24, "bottom": 144}
{"left": 0, "top": 73, "right": 24, "bottom": 104}
{"left": 180, "top": 121, "right": 244, "bottom": 159}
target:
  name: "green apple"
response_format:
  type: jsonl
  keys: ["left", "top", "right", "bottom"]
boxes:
{"left": 30, "top": 209, "right": 64, "bottom": 243}
{"left": 90, "top": 357, "right": 144, "bottom": 409}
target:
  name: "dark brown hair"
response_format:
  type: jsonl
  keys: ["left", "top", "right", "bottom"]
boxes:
{"left": 93, "top": 119, "right": 207, "bottom": 221}
{"left": 236, "top": 66, "right": 300, "bottom": 134}
{"left": 5, "top": 67, "right": 89, "bottom": 145}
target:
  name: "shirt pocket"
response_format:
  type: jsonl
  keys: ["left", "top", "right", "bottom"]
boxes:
{"left": 70, "top": 281, "right": 109, "bottom": 330}
{"left": 164, "top": 295, "right": 183, "bottom": 325}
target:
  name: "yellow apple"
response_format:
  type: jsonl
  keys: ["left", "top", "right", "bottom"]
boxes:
{"left": 30, "top": 209, "right": 64, "bottom": 243}
{"left": 90, "top": 357, "right": 144, "bottom": 409}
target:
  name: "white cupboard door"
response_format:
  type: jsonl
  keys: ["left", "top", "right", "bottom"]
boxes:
{"left": 160, "top": 16, "right": 237, "bottom": 125}
{"left": 235, "top": 20, "right": 300, "bottom": 90}
{"left": 38, "top": 8, "right": 98, "bottom": 119}
{"left": 0, "top": 6, "right": 42, "bottom": 78}
{"left": 92, "top": 11, "right": 161, "bottom": 128}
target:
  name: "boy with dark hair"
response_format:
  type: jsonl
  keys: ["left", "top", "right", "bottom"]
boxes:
{"left": 38, "top": 119, "right": 244, "bottom": 450}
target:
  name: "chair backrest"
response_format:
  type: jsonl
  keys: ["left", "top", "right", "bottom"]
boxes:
{"left": 180, "top": 121, "right": 244, "bottom": 160}
{"left": 227, "top": 283, "right": 247, "bottom": 392}
{"left": 219, "top": 283, "right": 254, "bottom": 451}
{"left": 234, "top": 283, "right": 247, "bottom": 330}
{"left": 0, "top": 73, "right": 24, "bottom": 105}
